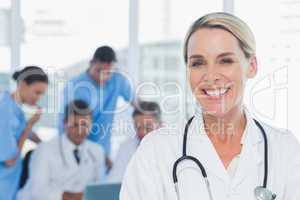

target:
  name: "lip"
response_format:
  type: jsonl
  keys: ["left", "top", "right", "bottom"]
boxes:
{"left": 200, "top": 87, "right": 231, "bottom": 100}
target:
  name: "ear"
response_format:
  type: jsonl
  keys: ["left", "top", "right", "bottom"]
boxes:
{"left": 64, "top": 122, "right": 68, "bottom": 132}
{"left": 246, "top": 56, "right": 258, "bottom": 79}
{"left": 19, "top": 80, "right": 27, "bottom": 89}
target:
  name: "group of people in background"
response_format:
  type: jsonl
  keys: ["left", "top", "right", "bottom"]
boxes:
{"left": 0, "top": 45, "right": 161, "bottom": 200}
{"left": 3, "top": 11, "right": 300, "bottom": 200}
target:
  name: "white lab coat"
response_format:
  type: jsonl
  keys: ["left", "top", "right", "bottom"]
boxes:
{"left": 107, "top": 136, "right": 140, "bottom": 183}
{"left": 17, "top": 134, "right": 105, "bottom": 200}
{"left": 120, "top": 109, "right": 300, "bottom": 200}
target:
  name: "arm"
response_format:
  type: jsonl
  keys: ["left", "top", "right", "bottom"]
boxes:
{"left": 283, "top": 134, "right": 300, "bottom": 199}
{"left": 62, "top": 192, "right": 83, "bottom": 200}
{"left": 4, "top": 123, "right": 33, "bottom": 167}
{"left": 5, "top": 110, "right": 42, "bottom": 167}
{"left": 29, "top": 132, "right": 42, "bottom": 144}
{"left": 119, "top": 73, "right": 135, "bottom": 104}
{"left": 107, "top": 142, "right": 132, "bottom": 183}
{"left": 58, "top": 85, "right": 69, "bottom": 135}
{"left": 97, "top": 147, "right": 106, "bottom": 182}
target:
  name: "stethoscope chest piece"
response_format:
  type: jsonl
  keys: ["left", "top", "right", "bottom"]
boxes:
{"left": 254, "top": 186, "right": 276, "bottom": 200}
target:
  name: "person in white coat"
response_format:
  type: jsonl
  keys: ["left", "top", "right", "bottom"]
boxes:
{"left": 17, "top": 100, "right": 105, "bottom": 200}
{"left": 120, "top": 12, "right": 300, "bottom": 200}
{"left": 107, "top": 101, "right": 162, "bottom": 183}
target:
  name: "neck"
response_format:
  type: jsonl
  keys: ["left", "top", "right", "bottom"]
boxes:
{"left": 12, "top": 90, "right": 24, "bottom": 104}
{"left": 203, "top": 105, "right": 246, "bottom": 143}
{"left": 65, "top": 134, "right": 81, "bottom": 147}
{"left": 87, "top": 69, "right": 105, "bottom": 86}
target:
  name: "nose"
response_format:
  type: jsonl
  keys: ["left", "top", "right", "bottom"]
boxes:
{"left": 202, "top": 66, "right": 222, "bottom": 84}
{"left": 102, "top": 63, "right": 112, "bottom": 70}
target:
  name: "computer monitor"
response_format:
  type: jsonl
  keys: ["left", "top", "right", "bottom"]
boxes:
{"left": 84, "top": 183, "right": 121, "bottom": 200}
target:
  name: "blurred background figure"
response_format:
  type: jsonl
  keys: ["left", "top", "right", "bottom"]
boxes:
{"left": 0, "top": 66, "right": 48, "bottom": 200}
{"left": 106, "top": 101, "right": 162, "bottom": 183}
{"left": 58, "top": 46, "right": 136, "bottom": 171}
{"left": 18, "top": 100, "right": 105, "bottom": 200}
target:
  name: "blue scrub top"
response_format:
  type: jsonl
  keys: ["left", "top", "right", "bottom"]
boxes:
{"left": 0, "top": 91, "right": 28, "bottom": 200}
{"left": 59, "top": 72, "right": 134, "bottom": 155}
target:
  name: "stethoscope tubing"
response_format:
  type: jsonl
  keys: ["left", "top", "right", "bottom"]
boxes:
{"left": 172, "top": 116, "right": 272, "bottom": 199}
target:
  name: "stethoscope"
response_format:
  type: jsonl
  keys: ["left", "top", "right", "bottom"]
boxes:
{"left": 172, "top": 116, "right": 277, "bottom": 200}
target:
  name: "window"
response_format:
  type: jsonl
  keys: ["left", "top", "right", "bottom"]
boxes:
{"left": 0, "top": 0, "right": 11, "bottom": 72}
{"left": 138, "top": 0, "right": 223, "bottom": 123}
{"left": 236, "top": 0, "right": 300, "bottom": 139}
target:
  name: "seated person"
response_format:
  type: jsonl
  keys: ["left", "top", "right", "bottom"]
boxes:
{"left": 106, "top": 101, "right": 161, "bottom": 183}
{"left": 17, "top": 100, "right": 105, "bottom": 200}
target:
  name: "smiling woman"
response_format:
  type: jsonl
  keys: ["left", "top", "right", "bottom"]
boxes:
{"left": 120, "top": 12, "right": 300, "bottom": 200}
{"left": 184, "top": 12, "right": 257, "bottom": 119}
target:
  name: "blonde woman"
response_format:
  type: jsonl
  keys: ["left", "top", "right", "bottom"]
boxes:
{"left": 120, "top": 12, "right": 300, "bottom": 200}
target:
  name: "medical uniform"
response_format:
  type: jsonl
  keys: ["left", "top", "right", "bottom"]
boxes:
{"left": 0, "top": 91, "right": 30, "bottom": 200}
{"left": 59, "top": 72, "right": 134, "bottom": 154}
{"left": 107, "top": 136, "right": 140, "bottom": 183}
{"left": 120, "top": 109, "right": 300, "bottom": 200}
{"left": 17, "top": 134, "right": 105, "bottom": 200}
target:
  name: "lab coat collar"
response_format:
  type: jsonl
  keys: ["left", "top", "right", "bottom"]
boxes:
{"left": 61, "top": 134, "right": 87, "bottom": 166}
{"left": 187, "top": 105, "right": 263, "bottom": 184}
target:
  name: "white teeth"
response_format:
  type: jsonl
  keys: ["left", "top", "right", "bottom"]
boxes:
{"left": 204, "top": 88, "right": 229, "bottom": 97}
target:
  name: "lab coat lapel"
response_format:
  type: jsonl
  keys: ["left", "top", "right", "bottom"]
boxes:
{"left": 62, "top": 135, "right": 77, "bottom": 167}
{"left": 188, "top": 115, "right": 231, "bottom": 184}
{"left": 231, "top": 116, "right": 263, "bottom": 189}
{"left": 58, "top": 136, "right": 93, "bottom": 192}
{"left": 79, "top": 143, "right": 90, "bottom": 168}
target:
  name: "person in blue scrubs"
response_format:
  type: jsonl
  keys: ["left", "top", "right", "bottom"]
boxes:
{"left": 0, "top": 66, "right": 48, "bottom": 200}
{"left": 59, "top": 46, "right": 135, "bottom": 170}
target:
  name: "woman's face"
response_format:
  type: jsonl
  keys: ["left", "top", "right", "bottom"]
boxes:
{"left": 21, "top": 81, "right": 48, "bottom": 105}
{"left": 187, "top": 28, "right": 257, "bottom": 117}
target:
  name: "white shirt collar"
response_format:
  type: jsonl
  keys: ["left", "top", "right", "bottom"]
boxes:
{"left": 62, "top": 134, "right": 85, "bottom": 152}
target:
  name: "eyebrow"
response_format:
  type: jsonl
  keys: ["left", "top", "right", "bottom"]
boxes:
{"left": 217, "top": 52, "right": 236, "bottom": 59}
{"left": 188, "top": 52, "right": 236, "bottom": 60}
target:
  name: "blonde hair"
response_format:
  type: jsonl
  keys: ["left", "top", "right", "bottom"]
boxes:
{"left": 183, "top": 12, "right": 256, "bottom": 64}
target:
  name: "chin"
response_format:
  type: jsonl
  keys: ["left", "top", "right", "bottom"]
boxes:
{"left": 201, "top": 104, "right": 232, "bottom": 118}
{"left": 27, "top": 101, "right": 36, "bottom": 106}
{"left": 74, "top": 139, "right": 84, "bottom": 145}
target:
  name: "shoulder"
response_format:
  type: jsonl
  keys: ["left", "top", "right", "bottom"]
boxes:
{"left": 118, "top": 137, "right": 140, "bottom": 155}
{"left": 121, "top": 137, "right": 139, "bottom": 148}
{"left": 67, "top": 72, "right": 89, "bottom": 84}
{"left": 260, "top": 122, "right": 300, "bottom": 152}
{"left": 85, "top": 140, "right": 105, "bottom": 157}
{"left": 134, "top": 126, "right": 182, "bottom": 158}
{"left": 0, "top": 91, "right": 11, "bottom": 107}
{"left": 113, "top": 72, "right": 129, "bottom": 83}
{"left": 0, "top": 91, "right": 7, "bottom": 102}
{"left": 261, "top": 122, "right": 296, "bottom": 140}
{"left": 35, "top": 137, "right": 60, "bottom": 155}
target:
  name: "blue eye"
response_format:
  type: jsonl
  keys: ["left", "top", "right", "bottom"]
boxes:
{"left": 190, "top": 61, "right": 204, "bottom": 68}
{"left": 220, "top": 59, "right": 234, "bottom": 64}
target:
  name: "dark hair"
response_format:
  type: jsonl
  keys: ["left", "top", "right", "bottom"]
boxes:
{"left": 12, "top": 66, "right": 49, "bottom": 85}
{"left": 64, "top": 100, "right": 91, "bottom": 122}
{"left": 91, "top": 46, "right": 117, "bottom": 63}
{"left": 132, "top": 101, "right": 161, "bottom": 122}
